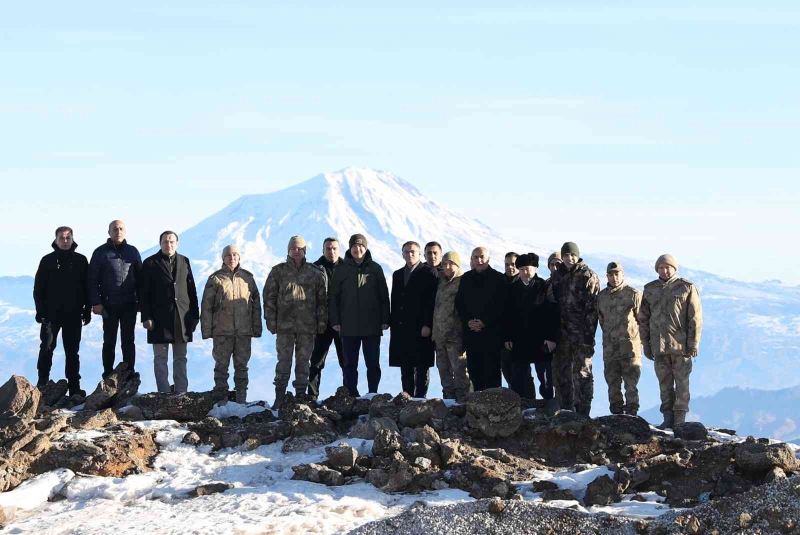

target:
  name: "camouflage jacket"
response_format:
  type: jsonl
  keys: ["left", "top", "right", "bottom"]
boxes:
{"left": 200, "top": 266, "right": 262, "bottom": 338}
{"left": 263, "top": 257, "right": 327, "bottom": 335}
{"left": 552, "top": 260, "right": 600, "bottom": 346}
{"left": 432, "top": 271, "right": 463, "bottom": 347}
{"left": 597, "top": 283, "right": 642, "bottom": 360}
{"left": 638, "top": 275, "right": 703, "bottom": 358}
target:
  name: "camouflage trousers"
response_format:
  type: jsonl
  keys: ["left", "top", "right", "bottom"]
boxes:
{"left": 654, "top": 353, "right": 693, "bottom": 414}
{"left": 553, "top": 341, "right": 594, "bottom": 415}
{"left": 275, "top": 333, "right": 316, "bottom": 393}
{"left": 603, "top": 355, "right": 641, "bottom": 414}
{"left": 212, "top": 335, "right": 251, "bottom": 399}
{"left": 435, "top": 341, "right": 470, "bottom": 400}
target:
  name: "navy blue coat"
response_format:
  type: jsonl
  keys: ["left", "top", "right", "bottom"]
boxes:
{"left": 389, "top": 263, "right": 438, "bottom": 368}
{"left": 88, "top": 239, "right": 142, "bottom": 306}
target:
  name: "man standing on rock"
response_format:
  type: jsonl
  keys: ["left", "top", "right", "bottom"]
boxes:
{"left": 639, "top": 254, "right": 703, "bottom": 429}
{"left": 88, "top": 220, "right": 142, "bottom": 379}
{"left": 307, "top": 237, "right": 344, "bottom": 401}
{"left": 264, "top": 236, "right": 327, "bottom": 408}
{"left": 432, "top": 251, "right": 470, "bottom": 401}
{"left": 500, "top": 251, "right": 532, "bottom": 396}
{"left": 597, "top": 262, "right": 642, "bottom": 416}
{"left": 455, "top": 247, "right": 508, "bottom": 391}
{"left": 503, "top": 253, "right": 559, "bottom": 401}
{"left": 329, "top": 234, "right": 390, "bottom": 396}
{"left": 551, "top": 242, "right": 599, "bottom": 416}
{"left": 201, "top": 245, "right": 262, "bottom": 404}
{"left": 33, "top": 226, "right": 91, "bottom": 396}
{"left": 139, "top": 231, "right": 199, "bottom": 395}
{"left": 423, "top": 241, "right": 443, "bottom": 278}
{"left": 389, "top": 241, "right": 438, "bottom": 398}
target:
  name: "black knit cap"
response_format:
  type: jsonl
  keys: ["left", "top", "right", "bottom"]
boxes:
{"left": 561, "top": 241, "right": 580, "bottom": 256}
{"left": 349, "top": 233, "right": 368, "bottom": 248}
{"left": 515, "top": 253, "right": 539, "bottom": 268}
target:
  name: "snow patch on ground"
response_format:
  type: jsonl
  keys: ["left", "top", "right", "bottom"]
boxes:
{"left": 207, "top": 401, "right": 269, "bottom": 419}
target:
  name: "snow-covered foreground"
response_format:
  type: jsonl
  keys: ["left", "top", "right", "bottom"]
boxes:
{"left": 2, "top": 410, "right": 774, "bottom": 534}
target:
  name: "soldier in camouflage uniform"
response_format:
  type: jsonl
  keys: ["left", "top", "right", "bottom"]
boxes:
{"left": 201, "top": 245, "right": 263, "bottom": 404}
{"left": 432, "top": 251, "right": 470, "bottom": 401}
{"left": 263, "top": 236, "right": 328, "bottom": 408}
{"left": 639, "top": 254, "right": 703, "bottom": 429}
{"left": 597, "top": 262, "right": 642, "bottom": 416}
{"left": 551, "top": 242, "right": 600, "bottom": 416}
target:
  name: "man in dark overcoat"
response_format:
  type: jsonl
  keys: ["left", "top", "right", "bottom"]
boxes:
{"left": 389, "top": 241, "right": 438, "bottom": 398}
{"left": 139, "top": 231, "right": 199, "bottom": 394}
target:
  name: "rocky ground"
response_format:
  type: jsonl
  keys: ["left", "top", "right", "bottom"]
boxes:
{"left": 1, "top": 369, "right": 799, "bottom": 533}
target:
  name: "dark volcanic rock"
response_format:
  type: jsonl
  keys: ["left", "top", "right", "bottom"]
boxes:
{"left": 584, "top": 474, "right": 622, "bottom": 506}
{"left": 132, "top": 391, "right": 215, "bottom": 422}
{"left": 292, "top": 463, "right": 345, "bottom": 486}
{"left": 465, "top": 388, "right": 522, "bottom": 438}
{"left": 84, "top": 364, "right": 140, "bottom": 411}
{"left": 189, "top": 482, "right": 234, "bottom": 497}
{"left": 734, "top": 440, "right": 798, "bottom": 478}
{"left": 673, "top": 421, "right": 708, "bottom": 441}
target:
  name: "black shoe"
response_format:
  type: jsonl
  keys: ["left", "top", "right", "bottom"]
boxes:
{"left": 36, "top": 380, "right": 48, "bottom": 390}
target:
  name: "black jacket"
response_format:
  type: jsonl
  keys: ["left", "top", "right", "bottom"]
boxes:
{"left": 503, "top": 275, "right": 560, "bottom": 362}
{"left": 455, "top": 265, "right": 508, "bottom": 352}
{"left": 88, "top": 239, "right": 142, "bottom": 306}
{"left": 33, "top": 242, "right": 90, "bottom": 322}
{"left": 389, "top": 263, "right": 438, "bottom": 368}
{"left": 140, "top": 252, "right": 200, "bottom": 344}
{"left": 313, "top": 255, "right": 342, "bottom": 294}
{"left": 329, "top": 250, "right": 390, "bottom": 337}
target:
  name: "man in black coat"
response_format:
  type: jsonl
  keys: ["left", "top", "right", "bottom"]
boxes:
{"left": 455, "top": 247, "right": 508, "bottom": 391}
{"left": 307, "top": 237, "right": 344, "bottom": 401}
{"left": 140, "top": 231, "right": 199, "bottom": 394}
{"left": 33, "top": 226, "right": 91, "bottom": 395}
{"left": 88, "top": 220, "right": 142, "bottom": 377}
{"left": 389, "top": 241, "right": 438, "bottom": 398}
{"left": 329, "top": 234, "right": 390, "bottom": 396}
{"left": 503, "top": 253, "right": 559, "bottom": 400}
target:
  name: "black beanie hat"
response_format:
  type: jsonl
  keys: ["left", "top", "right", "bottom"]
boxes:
{"left": 515, "top": 253, "right": 539, "bottom": 268}
{"left": 349, "top": 233, "right": 368, "bottom": 249}
{"left": 561, "top": 242, "right": 580, "bottom": 257}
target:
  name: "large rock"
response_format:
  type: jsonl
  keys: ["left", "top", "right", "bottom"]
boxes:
{"left": 594, "top": 414, "right": 653, "bottom": 446}
{"left": 735, "top": 440, "right": 799, "bottom": 477}
{"left": 349, "top": 416, "right": 399, "bottom": 440}
{"left": 84, "top": 364, "right": 140, "bottom": 411}
{"left": 291, "top": 463, "right": 345, "bottom": 486}
{"left": 280, "top": 404, "right": 338, "bottom": 453}
{"left": 322, "top": 387, "right": 357, "bottom": 418}
{"left": 674, "top": 421, "right": 709, "bottom": 441}
{"left": 0, "top": 376, "right": 41, "bottom": 421}
{"left": 465, "top": 388, "right": 522, "bottom": 438}
{"left": 326, "top": 443, "right": 359, "bottom": 470}
{"left": 132, "top": 391, "right": 215, "bottom": 422}
{"left": 32, "top": 423, "right": 157, "bottom": 478}
{"left": 37, "top": 379, "right": 69, "bottom": 409}
{"left": 584, "top": 474, "right": 622, "bottom": 506}
{"left": 373, "top": 428, "right": 404, "bottom": 457}
{"left": 398, "top": 399, "right": 449, "bottom": 428}
{"left": 70, "top": 409, "right": 118, "bottom": 430}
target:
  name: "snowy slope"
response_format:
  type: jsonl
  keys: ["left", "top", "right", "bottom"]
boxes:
{"left": 2, "top": 167, "right": 800, "bottom": 424}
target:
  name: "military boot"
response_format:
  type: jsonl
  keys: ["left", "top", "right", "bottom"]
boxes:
{"left": 673, "top": 410, "right": 687, "bottom": 426}
{"left": 657, "top": 411, "right": 674, "bottom": 430}
{"left": 271, "top": 387, "right": 286, "bottom": 410}
{"left": 68, "top": 381, "right": 86, "bottom": 398}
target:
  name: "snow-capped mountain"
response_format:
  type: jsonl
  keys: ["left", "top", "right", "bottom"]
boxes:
{"left": 2, "top": 167, "right": 799, "bottom": 428}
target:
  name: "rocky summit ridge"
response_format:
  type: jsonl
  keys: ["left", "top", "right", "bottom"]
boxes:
{"left": 1, "top": 372, "right": 799, "bottom": 533}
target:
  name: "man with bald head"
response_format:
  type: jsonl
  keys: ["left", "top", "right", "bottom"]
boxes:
{"left": 455, "top": 247, "right": 508, "bottom": 391}
{"left": 88, "top": 220, "right": 142, "bottom": 378}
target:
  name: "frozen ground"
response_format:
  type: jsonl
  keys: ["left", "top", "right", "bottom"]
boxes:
{"left": 1, "top": 410, "right": 794, "bottom": 534}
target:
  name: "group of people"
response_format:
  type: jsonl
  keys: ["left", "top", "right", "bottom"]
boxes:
{"left": 33, "top": 221, "right": 703, "bottom": 429}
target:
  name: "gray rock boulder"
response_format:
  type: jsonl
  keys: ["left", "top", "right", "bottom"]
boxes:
{"left": 0, "top": 376, "right": 41, "bottom": 421}
{"left": 465, "top": 388, "right": 522, "bottom": 438}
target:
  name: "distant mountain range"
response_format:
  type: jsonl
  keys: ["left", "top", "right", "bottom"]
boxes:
{"left": 2, "top": 167, "right": 799, "bottom": 434}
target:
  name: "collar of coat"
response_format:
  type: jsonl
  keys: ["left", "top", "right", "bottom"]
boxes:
{"left": 344, "top": 249, "right": 373, "bottom": 266}
{"left": 51, "top": 241, "right": 78, "bottom": 254}
{"left": 315, "top": 255, "right": 342, "bottom": 268}
{"left": 285, "top": 256, "right": 307, "bottom": 269}
{"left": 607, "top": 282, "right": 627, "bottom": 294}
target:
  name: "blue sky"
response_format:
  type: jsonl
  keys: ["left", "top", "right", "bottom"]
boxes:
{"left": 2, "top": 1, "right": 798, "bottom": 283}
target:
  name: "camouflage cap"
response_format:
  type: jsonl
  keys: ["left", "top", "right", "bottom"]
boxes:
{"left": 655, "top": 254, "right": 678, "bottom": 272}
{"left": 442, "top": 251, "right": 461, "bottom": 267}
{"left": 606, "top": 261, "right": 624, "bottom": 273}
{"left": 288, "top": 235, "right": 307, "bottom": 251}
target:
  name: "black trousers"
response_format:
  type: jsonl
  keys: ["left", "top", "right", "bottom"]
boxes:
{"left": 38, "top": 312, "right": 82, "bottom": 386}
{"left": 466, "top": 350, "right": 501, "bottom": 392}
{"left": 307, "top": 325, "right": 344, "bottom": 400}
{"left": 504, "top": 346, "right": 535, "bottom": 398}
{"left": 400, "top": 365, "right": 430, "bottom": 398}
{"left": 534, "top": 355, "right": 555, "bottom": 400}
{"left": 341, "top": 335, "right": 381, "bottom": 396}
{"left": 102, "top": 302, "right": 137, "bottom": 376}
